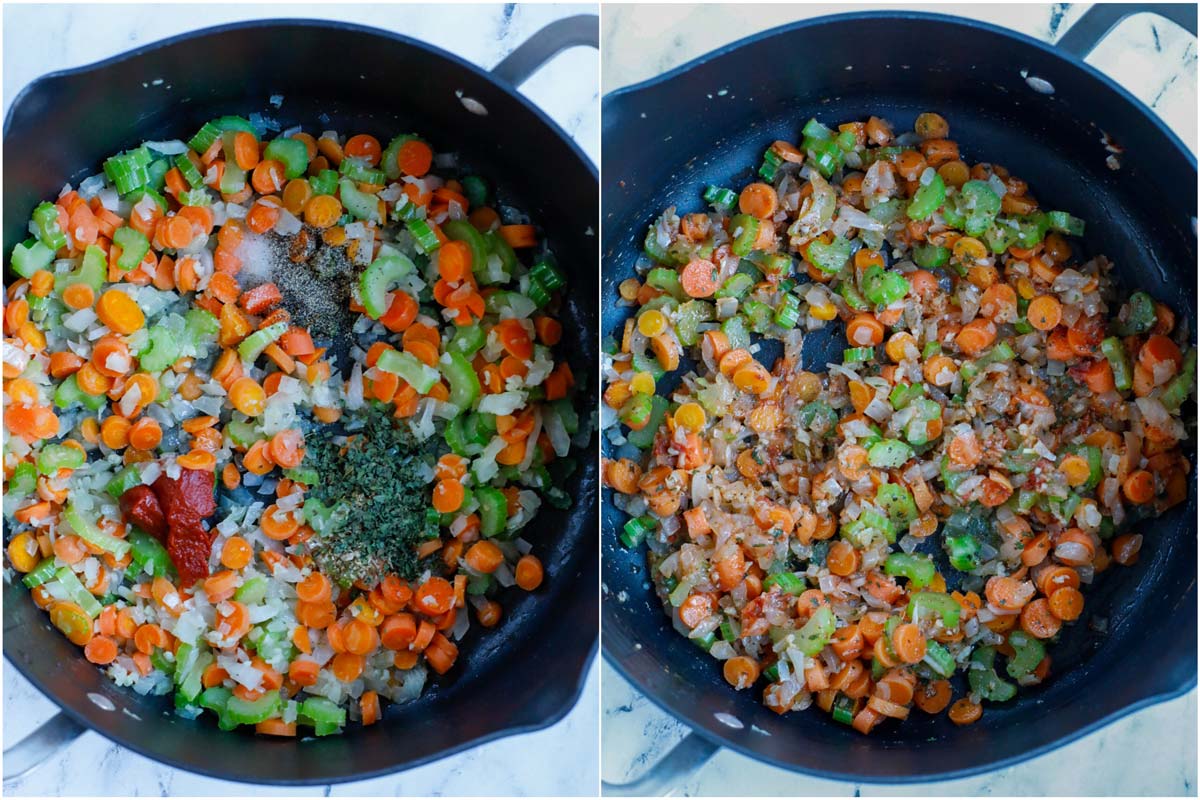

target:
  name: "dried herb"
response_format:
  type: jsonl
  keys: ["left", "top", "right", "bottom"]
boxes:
{"left": 302, "top": 409, "right": 437, "bottom": 586}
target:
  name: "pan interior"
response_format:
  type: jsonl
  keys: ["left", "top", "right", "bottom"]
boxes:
{"left": 601, "top": 13, "right": 1195, "bottom": 781}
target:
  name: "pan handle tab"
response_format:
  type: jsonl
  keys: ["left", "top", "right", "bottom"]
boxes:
{"left": 601, "top": 731, "right": 720, "bottom": 797}
{"left": 1056, "top": 3, "right": 1196, "bottom": 58}
{"left": 491, "top": 15, "right": 599, "bottom": 88}
{"left": 2, "top": 712, "right": 87, "bottom": 784}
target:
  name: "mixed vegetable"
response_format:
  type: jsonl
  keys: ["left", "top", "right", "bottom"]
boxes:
{"left": 603, "top": 112, "right": 1194, "bottom": 733}
{"left": 4, "top": 113, "right": 587, "bottom": 735}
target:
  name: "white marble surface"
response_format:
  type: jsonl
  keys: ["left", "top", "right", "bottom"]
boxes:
{"left": 601, "top": 3, "right": 1197, "bottom": 796}
{"left": 3, "top": 3, "right": 598, "bottom": 796}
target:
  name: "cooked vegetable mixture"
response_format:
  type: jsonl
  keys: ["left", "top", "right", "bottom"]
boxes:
{"left": 4, "top": 114, "right": 586, "bottom": 736}
{"left": 603, "top": 112, "right": 1195, "bottom": 733}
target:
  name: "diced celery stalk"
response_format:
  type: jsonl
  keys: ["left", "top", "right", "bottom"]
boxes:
{"left": 54, "top": 566, "right": 103, "bottom": 617}
{"left": 377, "top": 349, "right": 439, "bottom": 394}
{"left": 264, "top": 137, "right": 309, "bottom": 179}
{"left": 440, "top": 350, "right": 482, "bottom": 411}
{"left": 11, "top": 238, "right": 55, "bottom": 277}
{"left": 138, "top": 325, "right": 181, "bottom": 372}
{"left": 340, "top": 179, "right": 381, "bottom": 223}
{"left": 113, "top": 227, "right": 151, "bottom": 271}
{"left": 359, "top": 254, "right": 416, "bottom": 319}
{"left": 237, "top": 321, "right": 288, "bottom": 363}
{"left": 63, "top": 504, "right": 131, "bottom": 558}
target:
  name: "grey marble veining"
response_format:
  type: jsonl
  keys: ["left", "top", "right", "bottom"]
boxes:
{"left": 601, "top": 3, "right": 1196, "bottom": 796}
{"left": 3, "top": 3, "right": 598, "bottom": 796}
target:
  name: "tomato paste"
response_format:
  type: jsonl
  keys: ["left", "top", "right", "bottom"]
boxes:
{"left": 119, "top": 467, "right": 216, "bottom": 586}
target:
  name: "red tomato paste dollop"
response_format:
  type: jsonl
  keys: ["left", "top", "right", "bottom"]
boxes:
{"left": 119, "top": 468, "right": 216, "bottom": 586}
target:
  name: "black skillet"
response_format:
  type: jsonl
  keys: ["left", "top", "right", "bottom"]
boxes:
{"left": 3, "top": 17, "right": 598, "bottom": 785}
{"left": 601, "top": 5, "right": 1196, "bottom": 790}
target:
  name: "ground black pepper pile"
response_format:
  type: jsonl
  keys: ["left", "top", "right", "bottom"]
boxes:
{"left": 257, "top": 229, "right": 359, "bottom": 355}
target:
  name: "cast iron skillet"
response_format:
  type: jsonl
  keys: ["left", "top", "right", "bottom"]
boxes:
{"left": 3, "top": 17, "right": 598, "bottom": 785}
{"left": 601, "top": 5, "right": 1196, "bottom": 791}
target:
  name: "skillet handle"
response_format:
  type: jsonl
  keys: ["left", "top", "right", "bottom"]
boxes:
{"left": 1056, "top": 3, "right": 1196, "bottom": 58}
{"left": 491, "top": 14, "right": 599, "bottom": 88}
{"left": 2, "top": 711, "right": 87, "bottom": 784}
{"left": 601, "top": 731, "right": 720, "bottom": 796}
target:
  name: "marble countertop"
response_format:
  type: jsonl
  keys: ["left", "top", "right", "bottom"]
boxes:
{"left": 2, "top": 3, "right": 598, "bottom": 796}
{"left": 601, "top": 3, "right": 1197, "bottom": 796}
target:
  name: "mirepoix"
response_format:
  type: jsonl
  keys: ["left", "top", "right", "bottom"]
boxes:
{"left": 603, "top": 111, "right": 1194, "bottom": 735}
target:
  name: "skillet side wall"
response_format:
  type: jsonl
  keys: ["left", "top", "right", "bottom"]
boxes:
{"left": 4, "top": 21, "right": 599, "bottom": 784}
{"left": 601, "top": 14, "right": 1196, "bottom": 781}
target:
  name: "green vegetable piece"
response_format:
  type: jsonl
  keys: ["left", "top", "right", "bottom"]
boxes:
{"left": 129, "top": 529, "right": 174, "bottom": 578}
{"left": 715, "top": 273, "right": 754, "bottom": 299}
{"left": 237, "top": 321, "right": 288, "bottom": 364}
{"left": 843, "top": 346, "right": 874, "bottom": 364}
{"left": 907, "top": 173, "right": 946, "bottom": 221}
{"left": 105, "top": 465, "right": 142, "bottom": 498}
{"left": 729, "top": 214, "right": 761, "bottom": 257}
{"left": 113, "top": 227, "right": 151, "bottom": 271}
{"left": 138, "top": 324, "right": 181, "bottom": 372}
{"left": 461, "top": 175, "right": 489, "bottom": 208}
{"left": 54, "top": 373, "right": 106, "bottom": 412}
{"left": 443, "top": 219, "right": 493, "bottom": 283}
{"left": 763, "top": 572, "right": 806, "bottom": 595}
{"left": 922, "top": 640, "right": 957, "bottom": 678}
{"left": 11, "top": 238, "right": 55, "bottom": 278}
{"left": 1100, "top": 336, "right": 1133, "bottom": 392}
{"left": 1006, "top": 630, "right": 1046, "bottom": 679}
{"left": 807, "top": 235, "right": 852, "bottom": 274}
{"left": 359, "top": 253, "right": 417, "bottom": 319}
{"left": 1114, "top": 292, "right": 1157, "bottom": 336}
{"left": 339, "top": 179, "right": 382, "bottom": 223}
{"left": 959, "top": 180, "right": 1001, "bottom": 235}
{"left": 968, "top": 646, "right": 1017, "bottom": 702}
{"left": 675, "top": 300, "right": 715, "bottom": 346}
{"left": 703, "top": 185, "right": 738, "bottom": 211}
{"left": 884, "top": 553, "right": 936, "bottom": 588}
{"left": 645, "top": 267, "right": 685, "bottom": 301}
{"left": 1046, "top": 210, "right": 1085, "bottom": 237}
{"left": 22, "top": 557, "right": 57, "bottom": 588}
{"left": 1161, "top": 347, "right": 1196, "bottom": 411}
{"left": 8, "top": 462, "right": 38, "bottom": 496}
{"left": 37, "top": 443, "right": 85, "bottom": 475}
{"left": 831, "top": 694, "right": 856, "bottom": 725}
{"left": 626, "top": 395, "right": 669, "bottom": 450}
{"left": 56, "top": 245, "right": 107, "bottom": 296}
{"left": 477, "top": 486, "right": 509, "bottom": 538}
{"left": 621, "top": 515, "right": 656, "bottom": 548}
{"left": 339, "top": 156, "right": 384, "bottom": 185}
{"left": 867, "top": 439, "right": 914, "bottom": 468}
{"left": 792, "top": 604, "right": 836, "bottom": 656}
{"left": 299, "top": 696, "right": 346, "bottom": 735}
{"left": 32, "top": 201, "right": 68, "bottom": 250}
{"left": 234, "top": 575, "right": 268, "bottom": 604}
{"left": 377, "top": 349, "right": 439, "bottom": 394}
{"left": 860, "top": 265, "right": 910, "bottom": 306}
{"left": 262, "top": 137, "right": 310, "bottom": 179}
{"left": 907, "top": 591, "right": 962, "bottom": 629}
{"left": 912, "top": 242, "right": 949, "bottom": 268}
{"left": 440, "top": 350, "right": 482, "bottom": 411}
{"left": 876, "top": 483, "right": 917, "bottom": 526}
{"left": 63, "top": 504, "right": 131, "bottom": 558}
{"left": 54, "top": 566, "right": 103, "bottom": 617}
{"left": 449, "top": 323, "right": 487, "bottom": 356}
{"left": 226, "top": 692, "right": 282, "bottom": 726}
